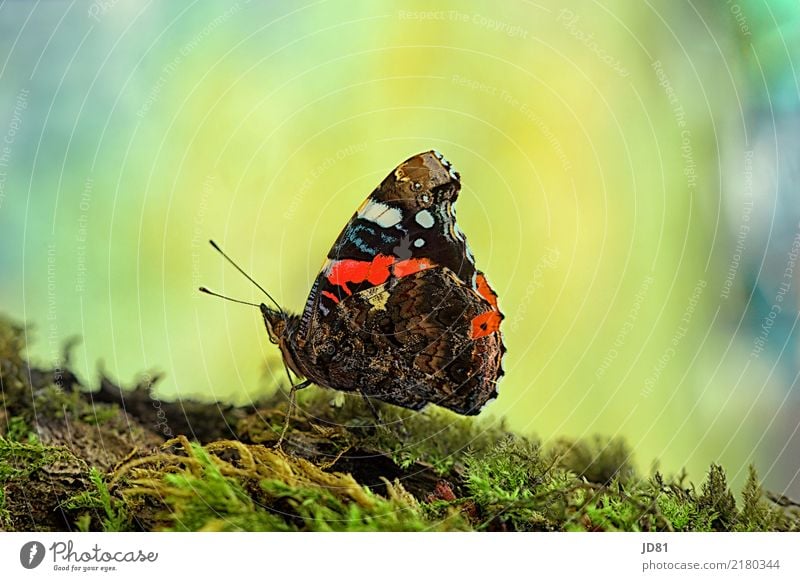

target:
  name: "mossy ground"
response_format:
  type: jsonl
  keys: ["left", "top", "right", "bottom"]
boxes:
{"left": 1, "top": 314, "right": 798, "bottom": 532}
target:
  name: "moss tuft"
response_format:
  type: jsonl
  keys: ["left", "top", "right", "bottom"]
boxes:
{"left": 698, "top": 463, "right": 737, "bottom": 531}
{"left": 65, "top": 468, "right": 129, "bottom": 531}
{"left": 464, "top": 436, "right": 553, "bottom": 530}
{"left": 551, "top": 435, "right": 635, "bottom": 484}
{"left": 736, "top": 465, "right": 778, "bottom": 531}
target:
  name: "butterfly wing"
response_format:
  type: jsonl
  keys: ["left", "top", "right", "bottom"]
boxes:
{"left": 296, "top": 266, "right": 504, "bottom": 414}
{"left": 294, "top": 151, "right": 490, "bottom": 345}
{"left": 284, "top": 151, "right": 505, "bottom": 413}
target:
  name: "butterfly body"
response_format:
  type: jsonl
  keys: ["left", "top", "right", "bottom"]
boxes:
{"left": 262, "top": 151, "right": 505, "bottom": 415}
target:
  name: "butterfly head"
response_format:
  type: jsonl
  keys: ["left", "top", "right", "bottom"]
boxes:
{"left": 260, "top": 303, "right": 307, "bottom": 379}
{"left": 376, "top": 150, "right": 461, "bottom": 207}
{"left": 260, "top": 303, "right": 287, "bottom": 345}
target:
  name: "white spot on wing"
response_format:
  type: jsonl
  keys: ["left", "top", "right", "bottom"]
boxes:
{"left": 359, "top": 200, "right": 403, "bottom": 228}
{"left": 414, "top": 238, "right": 425, "bottom": 248}
{"left": 415, "top": 209, "right": 435, "bottom": 228}
{"left": 433, "top": 150, "right": 450, "bottom": 166}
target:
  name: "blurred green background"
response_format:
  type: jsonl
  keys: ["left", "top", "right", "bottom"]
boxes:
{"left": 1, "top": 1, "right": 799, "bottom": 496}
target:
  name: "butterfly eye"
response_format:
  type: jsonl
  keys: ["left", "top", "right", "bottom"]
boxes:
{"left": 412, "top": 181, "right": 423, "bottom": 192}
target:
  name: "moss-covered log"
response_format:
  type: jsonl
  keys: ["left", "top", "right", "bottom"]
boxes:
{"left": 1, "top": 314, "right": 798, "bottom": 532}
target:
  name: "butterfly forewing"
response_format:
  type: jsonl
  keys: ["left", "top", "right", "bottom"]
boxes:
{"left": 284, "top": 151, "right": 504, "bottom": 414}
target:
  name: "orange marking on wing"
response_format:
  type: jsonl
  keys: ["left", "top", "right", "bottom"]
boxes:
{"left": 470, "top": 311, "right": 502, "bottom": 339}
{"left": 321, "top": 290, "right": 340, "bottom": 304}
{"left": 326, "top": 255, "right": 437, "bottom": 298}
{"left": 394, "top": 257, "right": 433, "bottom": 278}
{"left": 326, "top": 254, "right": 394, "bottom": 295}
{"left": 476, "top": 273, "right": 499, "bottom": 311}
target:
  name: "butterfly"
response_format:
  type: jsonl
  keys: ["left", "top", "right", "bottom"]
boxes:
{"left": 203, "top": 151, "right": 505, "bottom": 437}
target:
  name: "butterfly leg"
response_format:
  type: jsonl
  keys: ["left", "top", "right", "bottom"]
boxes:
{"left": 358, "top": 390, "right": 407, "bottom": 440}
{"left": 274, "top": 379, "right": 312, "bottom": 451}
{"left": 359, "top": 390, "right": 383, "bottom": 425}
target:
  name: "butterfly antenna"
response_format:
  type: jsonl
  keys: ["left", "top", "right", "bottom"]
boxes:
{"left": 208, "top": 239, "right": 283, "bottom": 313}
{"left": 198, "top": 287, "right": 260, "bottom": 308}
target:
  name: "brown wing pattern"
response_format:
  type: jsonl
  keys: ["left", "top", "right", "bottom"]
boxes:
{"left": 294, "top": 266, "right": 504, "bottom": 415}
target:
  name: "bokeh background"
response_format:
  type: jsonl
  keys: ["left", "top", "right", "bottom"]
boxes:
{"left": 1, "top": 0, "right": 798, "bottom": 496}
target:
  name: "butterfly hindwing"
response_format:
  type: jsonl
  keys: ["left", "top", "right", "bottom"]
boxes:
{"left": 274, "top": 151, "right": 505, "bottom": 415}
{"left": 297, "top": 266, "right": 503, "bottom": 414}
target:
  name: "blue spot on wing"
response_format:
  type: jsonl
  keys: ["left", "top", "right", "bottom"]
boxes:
{"left": 331, "top": 219, "right": 404, "bottom": 260}
{"left": 348, "top": 223, "right": 378, "bottom": 255}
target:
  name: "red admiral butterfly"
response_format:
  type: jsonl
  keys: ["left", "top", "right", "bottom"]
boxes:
{"left": 202, "top": 151, "right": 504, "bottom": 433}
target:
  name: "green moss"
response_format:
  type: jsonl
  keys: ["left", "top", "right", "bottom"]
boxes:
{"left": 0, "top": 429, "right": 82, "bottom": 530}
{"left": 3, "top": 416, "right": 36, "bottom": 443}
{"left": 81, "top": 405, "right": 122, "bottom": 426}
{"left": 361, "top": 406, "right": 508, "bottom": 474}
{"left": 698, "top": 463, "right": 737, "bottom": 531}
{"left": 0, "top": 432, "right": 65, "bottom": 483}
{"left": 161, "top": 447, "right": 280, "bottom": 532}
{"left": 30, "top": 384, "right": 118, "bottom": 426}
{"left": 0, "top": 315, "right": 26, "bottom": 363}
{"left": 110, "top": 437, "right": 467, "bottom": 531}
{"left": 98, "top": 392, "right": 800, "bottom": 532}
{"left": 581, "top": 487, "right": 648, "bottom": 532}
{"left": 464, "top": 437, "right": 552, "bottom": 530}
{"left": 65, "top": 468, "right": 129, "bottom": 532}
{"left": 2, "top": 314, "right": 800, "bottom": 532}
{"left": 0, "top": 316, "right": 29, "bottom": 410}
{"left": 657, "top": 492, "right": 702, "bottom": 531}
{"left": 551, "top": 435, "right": 635, "bottom": 484}
{"left": 0, "top": 488, "right": 9, "bottom": 529}
{"left": 736, "top": 465, "right": 778, "bottom": 531}
{"left": 259, "top": 478, "right": 460, "bottom": 532}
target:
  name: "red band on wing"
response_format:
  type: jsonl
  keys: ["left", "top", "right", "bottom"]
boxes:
{"left": 326, "top": 254, "right": 435, "bottom": 297}
{"left": 394, "top": 257, "right": 433, "bottom": 278}
{"left": 326, "top": 254, "right": 394, "bottom": 295}
{"left": 476, "top": 273, "right": 500, "bottom": 311}
{"left": 470, "top": 311, "right": 502, "bottom": 339}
